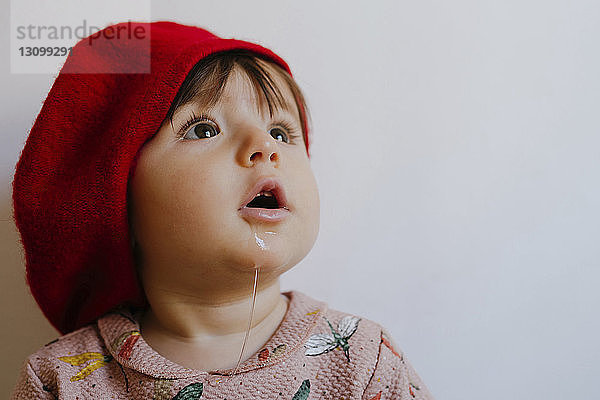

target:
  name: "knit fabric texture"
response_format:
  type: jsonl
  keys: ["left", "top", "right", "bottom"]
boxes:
{"left": 11, "top": 21, "right": 311, "bottom": 336}
{"left": 11, "top": 291, "right": 434, "bottom": 400}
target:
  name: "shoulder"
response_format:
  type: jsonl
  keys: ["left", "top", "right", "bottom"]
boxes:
{"left": 292, "top": 290, "right": 387, "bottom": 343}
{"left": 321, "top": 301, "right": 386, "bottom": 359}
{"left": 27, "top": 323, "right": 105, "bottom": 366}
{"left": 291, "top": 291, "right": 435, "bottom": 399}
{"left": 13, "top": 323, "right": 107, "bottom": 398}
{"left": 290, "top": 290, "right": 389, "bottom": 358}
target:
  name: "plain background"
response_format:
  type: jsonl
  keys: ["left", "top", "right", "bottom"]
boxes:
{"left": 2, "top": 1, "right": 599, "bottom": 398}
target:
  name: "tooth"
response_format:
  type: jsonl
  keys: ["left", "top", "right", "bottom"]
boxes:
{"left": 252, "top": 191, "right": 275, "bottom": 200}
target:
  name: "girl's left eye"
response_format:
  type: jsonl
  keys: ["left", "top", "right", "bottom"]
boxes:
{"left": 269, "top": 127, "right": 289, "bottom": 143}
{"left": 269, "top": 122, "right": 301, "bottom": 145}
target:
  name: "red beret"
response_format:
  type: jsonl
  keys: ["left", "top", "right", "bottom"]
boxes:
{"left": 12, "top": 21, "right": 310, "bottom": 335}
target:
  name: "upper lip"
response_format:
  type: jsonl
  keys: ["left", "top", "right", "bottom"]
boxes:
{"left": 239, "top": 177, "right": 289, "bottom": 210}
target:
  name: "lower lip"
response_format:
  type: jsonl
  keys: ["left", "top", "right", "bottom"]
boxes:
{"left": 239, "top": 207, "right": 290, "bottom": 222}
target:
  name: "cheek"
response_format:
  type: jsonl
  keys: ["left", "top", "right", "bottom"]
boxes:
{"left": 165, "top": 168, "right": 232, "bottom": 235}
{"left": 133, "top": 156, "right": 225, "bottom": 247}
{"left": 300, "top": 164, "right": 320, "bottom": 218}
{"left": 307, "top": 176, "right": 321, "bottom": 244}
{"left": 292, "top": 168, "right": 321, "bottom": 248}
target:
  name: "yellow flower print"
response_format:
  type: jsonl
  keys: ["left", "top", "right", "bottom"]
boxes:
{"left": 58, "top": 352, "right": 113, "bottom": 382}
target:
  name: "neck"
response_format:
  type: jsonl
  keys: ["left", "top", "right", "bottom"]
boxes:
{"left": 138, "top": 275, "right": 289, "bottom": 371}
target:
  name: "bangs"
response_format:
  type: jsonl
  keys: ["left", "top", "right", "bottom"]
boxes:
{"left": 164, "top": 49, "right": 310, "bottom": 146}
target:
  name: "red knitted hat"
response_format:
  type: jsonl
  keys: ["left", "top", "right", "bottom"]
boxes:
{"left": 12, "top": 21, "right": 311, "bottom": 335}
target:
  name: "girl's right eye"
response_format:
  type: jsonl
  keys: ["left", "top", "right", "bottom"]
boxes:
{"left": 177, "top": 113, "right": 220, "bottom": 141}
{"left": 181, "top": 122, "right": 220, "bottom": 140}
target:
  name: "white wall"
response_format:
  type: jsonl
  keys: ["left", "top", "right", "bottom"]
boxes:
{"left": 2, "top": 1, "right": 599, "bottom": 398}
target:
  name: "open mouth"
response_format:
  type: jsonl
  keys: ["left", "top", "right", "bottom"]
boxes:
{"left": 240, "top": 177, "right": 289, "bottom": 211}
{"left": 245, "top": 190, "right": 280, "bottom": 209}
{"left": 239, "top": 177, "right": 290, "bottom": 222}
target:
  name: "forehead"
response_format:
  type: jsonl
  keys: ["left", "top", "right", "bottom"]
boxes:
{"left": 172, "top": 59, "right": 301, "bottom": 123}
{"left": 224, "top": 65, "right": 297, "bottom": 117}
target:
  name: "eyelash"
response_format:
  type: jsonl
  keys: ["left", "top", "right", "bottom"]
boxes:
{"left": 176, "top": 111, "right": 302, "bottom": 144}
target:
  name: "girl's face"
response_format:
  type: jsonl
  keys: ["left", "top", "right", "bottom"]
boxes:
{"left": 128, "top": 63, "right": 319, "bottom": 300}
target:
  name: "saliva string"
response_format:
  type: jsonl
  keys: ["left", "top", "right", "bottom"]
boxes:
{"left": 229, "top": 267, "right": 259, "bottom": 377}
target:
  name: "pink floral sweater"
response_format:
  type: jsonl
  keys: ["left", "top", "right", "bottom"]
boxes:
{"left": 11, "top": 291, "right": 434, "bottom": 399}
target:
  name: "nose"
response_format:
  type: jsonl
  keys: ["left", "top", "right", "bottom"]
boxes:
{"left": 238, "top": 126, "right": 280, "bottom": 168}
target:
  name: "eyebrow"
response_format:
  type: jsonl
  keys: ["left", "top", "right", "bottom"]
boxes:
{"left": 256, "top": 97, "right": 299, "bottom": 121}
{"left": 174, "top": 89, "right": 300, "bottom": 121}
{"left": 166, "top": 63, "right": 303, "bottom": 132}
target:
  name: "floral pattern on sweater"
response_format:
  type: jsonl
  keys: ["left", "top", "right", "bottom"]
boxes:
{"left": 57, "top": 352, "right": 113, "bottom": 382}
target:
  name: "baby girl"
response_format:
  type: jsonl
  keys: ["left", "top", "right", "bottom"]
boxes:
{"left": 11, "top": 21, "right": 434, "bottom": 399}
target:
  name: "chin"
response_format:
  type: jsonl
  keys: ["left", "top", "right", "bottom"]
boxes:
{"left": 239, "top": 251, "right": 293, "bottom": 273}
{"left": 231, "top": 242, "right": 300, "bottom": 276}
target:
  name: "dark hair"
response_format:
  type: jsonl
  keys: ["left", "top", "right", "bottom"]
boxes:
{"left": 163, "top": 48, "right": 311, "bottom": 148}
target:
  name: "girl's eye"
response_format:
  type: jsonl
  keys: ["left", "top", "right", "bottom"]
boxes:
{"left": 177, "top": 113, "right": 301, "bottom": 145}
{"left": 269, "top": 127, "right": 289, "bottom": 143}
{"left": 179, "top": 120, "right": 220, "bottom": 140}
